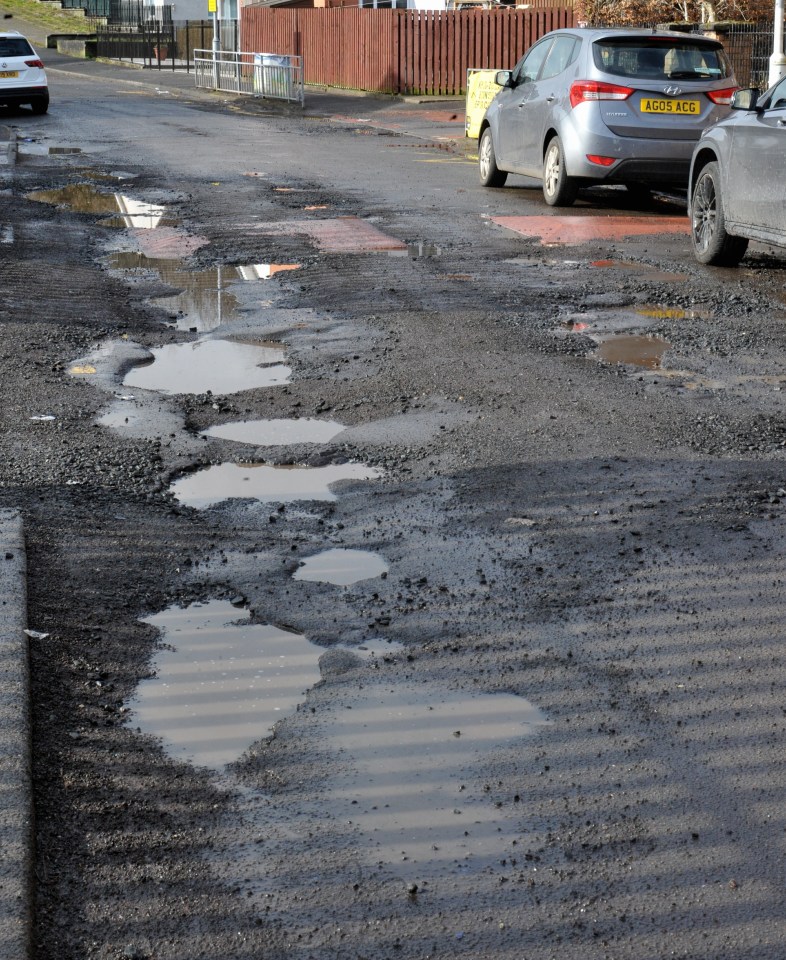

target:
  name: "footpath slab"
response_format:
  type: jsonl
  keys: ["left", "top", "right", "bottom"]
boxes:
{"left": 0, "top": 510, "right": 30, "bottom": 960}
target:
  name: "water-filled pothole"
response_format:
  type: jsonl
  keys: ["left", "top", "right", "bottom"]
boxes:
{"left": 596, "top": 335, "right": 671, "bottom": 370}
{"left": 106, "top": 254, "right": 301, "bottom": 331}
{"left": 27, "top": 184, "right": 172, "bottom": 227}
{"left": 202, "top": 418, "right": 344, "bottom": 446}
{"left": 321, "top": 683, "right": 548, "bottom": 875}
{"left": 293, "top": 548, "right": 388, "bottom": 585}
{"left": 123, "top": 339, "right": 290, "bottom": 395}
{"left": 387, "top": 241, "right": 442, "bottom": 259}
{"left": 590, "top": 259, "right": 688, "bottom": 282}
{"left": 129, "top": 599, "right": 323, "bottom": 770}
{"left": 170, "top": 462, "right": 382, "bottom": 508}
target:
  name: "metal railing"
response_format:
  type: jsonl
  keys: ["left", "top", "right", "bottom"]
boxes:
{"left": 96, "top": 19, "right": 237, "bottom": 70}
{"left": 193, "top": 49, "right": 304, "bottom": 103}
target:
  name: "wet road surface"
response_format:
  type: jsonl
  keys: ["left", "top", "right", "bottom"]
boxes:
{"left": 4, "top": 50, "right": 786, "bottom": 960}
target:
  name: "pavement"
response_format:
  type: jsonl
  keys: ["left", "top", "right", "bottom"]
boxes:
{"left": 0, "top": 36, "right": 467, "bottom": 960}
{"left": 0, "top": 511, "right": 30, "bottom": 960}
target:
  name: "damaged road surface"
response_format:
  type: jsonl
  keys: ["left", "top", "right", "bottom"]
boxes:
{"left": 6, "top": 60, "right": 786, "bottom": 960}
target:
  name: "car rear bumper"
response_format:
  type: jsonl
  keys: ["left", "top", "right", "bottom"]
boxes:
{"left": 0, "top": 85, "right": 48, "bottom": 104}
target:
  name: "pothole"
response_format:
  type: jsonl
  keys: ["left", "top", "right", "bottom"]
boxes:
{"left": 202, "top": 418, "right": 344, "bottom": 445}
{"left": 319, "top": 683, "right": 549, "bottom": 877}
{"left": 595, "top": 334, "right": 671, "bottom": 370}
{"left": 170, "top": 461, "right": 383, "bottom": 508}
{"left": 123, "top": 339, "right": 290, "bottom": 394}
{"left": 293, "top": 548, "right": 388, "bottom": 585}
{"left": 26, "top": 184, "right": 173, "bottom": 227}
{"left": 105, "top": 254, "right": 301, "bottom": 332}
{"left": 590, "top": 259, "right": 688, "bottom": 282}
{"left": 387, "top": 241, "right": 441, "bottom": 259}
{"left": 128, "top": 599, "right": 324, "bottom": 771}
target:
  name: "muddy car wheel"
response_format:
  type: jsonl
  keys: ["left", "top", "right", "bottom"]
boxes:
{"left": 543, "top": 136, "right": 578, "bottom": 207}
{"left": 691, "top": 161, "right": 748, "bottom": 266}
{"left": 479, "top": 128, "right": 507, "bottom": 188}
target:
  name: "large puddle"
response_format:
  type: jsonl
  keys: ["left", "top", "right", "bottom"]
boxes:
{"left": 106, "top": 253, "right": 301, "bottom": 332}
{"left": 129, "top": 600, "right": 323, "bottom": 770}
{"left": 171, "top": 462, "right": 382, "bottom": 508}
{"left": 123, "top": 339, "right": 290, "bottom": 395}
{"left": 27, "top": 184, "right": 172, "bottom": 227}
{"left": 202, "top": 418, "right": 344, "bottom": 446}
{"left": 293, "top": 548, "right": 388, "bottom": 585}
{"left": 320, "top": 683, "right": 548, "bottom": 875}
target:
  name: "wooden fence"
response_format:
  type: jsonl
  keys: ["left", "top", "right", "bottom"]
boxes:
{"left": 240, "top": 7, "right": 574, "bottom": 95}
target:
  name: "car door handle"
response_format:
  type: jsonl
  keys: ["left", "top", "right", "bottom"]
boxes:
{"left": 546, "top": 95, "right": 556, "bottom": 102}
{"left": 779, "top": 118, "right": 786, "bottom": 126}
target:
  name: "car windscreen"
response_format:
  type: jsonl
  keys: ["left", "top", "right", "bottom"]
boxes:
{"left": 592, "top": 38, "right": 732, "bottom": 81}
{"left": 0, "top": 38, "right": 34, "bottom": 57}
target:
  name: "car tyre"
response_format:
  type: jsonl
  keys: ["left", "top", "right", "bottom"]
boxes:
{"left": 691, "top": 161, "right": 748, "bottom": 266}
{"left": 478, "top": 127, "right": 507, "bottom": 188}
{"left": 30, "top": 94, "right": 49, "bottom": 115}
{"left": 543, "top": 136, "right": 578, "bottom": 207}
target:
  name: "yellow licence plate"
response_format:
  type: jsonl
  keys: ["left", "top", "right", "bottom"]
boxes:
{"left": 0, "top": 71, "right": 18, "bottom": 78}
{"left": 640, "top": 98, "right": 700, "bottom": 115}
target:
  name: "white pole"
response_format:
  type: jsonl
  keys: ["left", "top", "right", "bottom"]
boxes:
{"left": 769, "top": 0, "right": 786, "bottom": 87}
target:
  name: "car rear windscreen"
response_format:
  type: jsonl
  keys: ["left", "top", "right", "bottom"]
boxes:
{"left": 0, "top": 38, "right": 34, "bottom": 57}
{"left": 593, "top": 39, "right": 732, "bottom": 81}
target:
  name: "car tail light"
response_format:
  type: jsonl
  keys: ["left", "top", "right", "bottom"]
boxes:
{"left": 706, "top": 86, "right": 739, "bottom": 105}
{"left": 587, "top": 155, "right": 616, "bottom": 166}
{"left": 24, "top": 59, "right": 44, "bottom": 68}
{"left": 570, "top": 80, "right": 634, "bottom": 109}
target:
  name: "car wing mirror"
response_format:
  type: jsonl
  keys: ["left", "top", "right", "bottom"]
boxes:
{"left": 731, "top": 87, "right": 761, "bottom": 111}
{"left": 494, "top": 69, "right": 513, "bottom": 87}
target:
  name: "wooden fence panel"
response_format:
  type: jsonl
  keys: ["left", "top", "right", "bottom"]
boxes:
{"left": 241, "top": 6, "right": 573, "bottom": 95}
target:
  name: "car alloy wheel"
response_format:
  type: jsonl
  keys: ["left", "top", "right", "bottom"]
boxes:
{"left": 690, "top": 161, "right": 748, "bottom": 266}
{"left": 542, "top": 136, "right": 578, "bottom": 207}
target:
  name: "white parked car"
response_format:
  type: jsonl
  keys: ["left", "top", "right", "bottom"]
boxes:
{"left": 0, "top": 31, "right": 48, "bottom": 114}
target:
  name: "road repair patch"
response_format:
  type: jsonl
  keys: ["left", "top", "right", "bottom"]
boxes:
{"left": 248, "top": 216, "right": 407, "bottom": 253}
{"left": 490, "top": 214, "right": 691, "bottom": 246}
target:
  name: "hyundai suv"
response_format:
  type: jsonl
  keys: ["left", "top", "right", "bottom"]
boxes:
{"left": 478, "top": 28, "right": 737, "bottom": 206}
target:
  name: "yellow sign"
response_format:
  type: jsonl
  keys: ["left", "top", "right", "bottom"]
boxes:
{"left": 465, "top": 69, "right": 501, "bottom": 140}
{"left": 207, "top": 0, "right": 217, "bottom": 12}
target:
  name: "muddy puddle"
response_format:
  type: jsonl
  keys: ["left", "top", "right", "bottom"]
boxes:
{"left": 129, "top": 599, "right": 323, "bottom": 770}
{"left": 170, "top": 461, "right": 382, "bottom": 508}
{"left": 293, "top": 548, "right": 388, "bottom": 585}
{"left": 123, "top": 339, "right": 290, "bottom": 395}
{"left": 26, "top": 184, "right": 172, "bottom": 227}
{"left": 596, "top": 335, "right": 671, "bottom": 370}
{"left": 202, "top": 418, "right": 344, "bottom": 446}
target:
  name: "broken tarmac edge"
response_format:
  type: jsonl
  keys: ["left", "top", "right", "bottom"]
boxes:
{"left": 0, "top": 509, "right": 32, "bottom": 960}
{"left": 0, "top": 125, "right": 17, "bottom": 166}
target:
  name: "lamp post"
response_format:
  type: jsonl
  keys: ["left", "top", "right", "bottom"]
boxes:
{"left": 769, "top": 0, "right": 786, "bottom": 87}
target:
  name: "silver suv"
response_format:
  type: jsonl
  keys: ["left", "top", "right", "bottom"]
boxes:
{"left": 478, "top": 28, "right": 737, "bottom": 206}
{"left": 0, "top": 31, "right": 48, "bottom": 114}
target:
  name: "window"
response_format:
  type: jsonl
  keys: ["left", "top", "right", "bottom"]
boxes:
{"left": 593, "top": 38, "right": 731, "bottom": 81}
{"left": 768, "top": 76, "right": 786, "bottom": 110}
{"left": 0, "top": 38, "right": 33, "bottom": 57}
{"left": 513, "top": 38, "right": 553, "bottom": 85}
{"left": 540, "top": 36, "right": 579, "bottom": 81}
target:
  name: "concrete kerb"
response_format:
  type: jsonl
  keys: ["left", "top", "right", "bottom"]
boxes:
{"left": 0, "top": 125, "right": 16, "bottom": 166}
{"left": 0, "top": 509, "right": 31, "bottom": 960}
